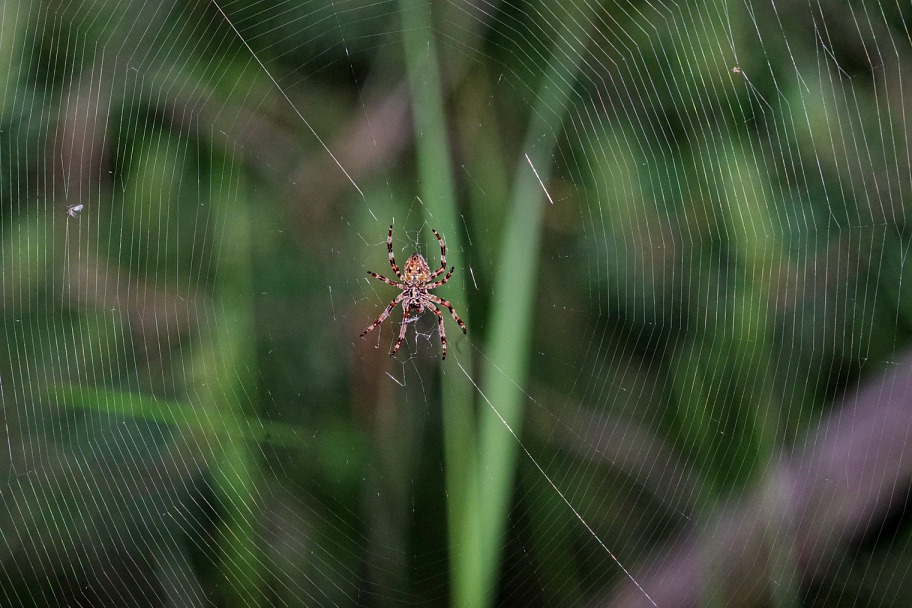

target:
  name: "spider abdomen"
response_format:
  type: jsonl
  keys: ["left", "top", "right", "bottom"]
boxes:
{"left": 403, "top": 253, "right": 432, "bottom": 282}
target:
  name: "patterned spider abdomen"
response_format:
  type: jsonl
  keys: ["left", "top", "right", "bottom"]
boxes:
{"left": 403, "top": 254, "right": 432, "bottom": 283}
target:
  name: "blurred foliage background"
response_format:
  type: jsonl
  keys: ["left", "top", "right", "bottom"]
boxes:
{"left": 2, "top": 0, "right": 912, "bottom": 607}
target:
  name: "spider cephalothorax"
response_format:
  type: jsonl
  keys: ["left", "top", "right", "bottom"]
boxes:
{"left": 360, "top": 225, "right": 467, "bottom": 359}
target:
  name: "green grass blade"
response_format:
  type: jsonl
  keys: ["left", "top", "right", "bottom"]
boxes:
{"left": 205, "top": 151, "right": 262, "bottom": 608}
{"left": 398, "top": 4, "right": 478, "bottom": 606}
{"left": 469, "top": 5, "right": 597, "bottom": 606}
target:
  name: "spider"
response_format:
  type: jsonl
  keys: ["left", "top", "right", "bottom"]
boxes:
{"left": 360, "top": 225, "right": 467, "bottom": 359}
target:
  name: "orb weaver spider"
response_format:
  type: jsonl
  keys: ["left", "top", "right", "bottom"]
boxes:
{"left": 360, "top": 225, "right": 467, "bottom": 359}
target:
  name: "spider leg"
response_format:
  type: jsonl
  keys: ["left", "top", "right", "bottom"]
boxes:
{"left": 426, "top": 267, "right": 454, "bottom": 288}
{"left": 390, "top": 303, "right": 411, "bottom": 356}
{"left": 427, "top": 294, "right": 467, "bottom": 334}
{"left": 360, "top": 293, "right": 405, "bottom": 338}
{"left": 426, "top": 302, "right": 449, "bottom": 359}
{"left": 367, "top": 271, "right": 403, "bottom": 288}
{"left": 427, "top": 229, "right": 448, "bottom": 280}
{"left": 387, "top": 225, "right": 405, "bottom": 281}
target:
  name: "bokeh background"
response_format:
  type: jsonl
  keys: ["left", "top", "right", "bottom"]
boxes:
{"left": 2, "top": 0, "right": 912, "bottom": 606}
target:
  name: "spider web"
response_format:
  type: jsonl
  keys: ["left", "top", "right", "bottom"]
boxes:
{"left": 2, "top": 0, "right": 912, "bottom": 607}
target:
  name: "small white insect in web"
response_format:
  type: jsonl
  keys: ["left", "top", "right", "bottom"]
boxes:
{"left": 66, "top": 204, "right": 84, "bottom": 218}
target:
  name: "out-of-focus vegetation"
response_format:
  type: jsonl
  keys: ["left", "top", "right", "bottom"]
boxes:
{"left": 2, "top": 1, "right": 912, "bottom": 607}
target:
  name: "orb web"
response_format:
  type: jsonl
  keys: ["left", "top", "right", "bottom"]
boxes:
{"left": 2, "top": 1, "right": 911, "bottom": 607}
